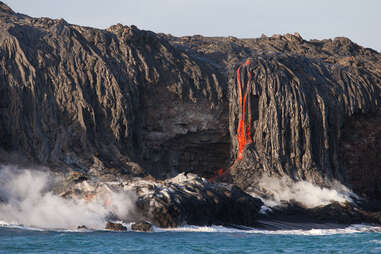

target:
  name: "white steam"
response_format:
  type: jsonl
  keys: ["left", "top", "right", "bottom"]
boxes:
{"left": 0, "top": 166, "right": 136, "bottom": 230}
{"left": 252, "top": 176, "right": 354, "bottom": 208}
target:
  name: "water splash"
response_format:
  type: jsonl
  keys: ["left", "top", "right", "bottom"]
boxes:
{"left": 250, "top": 175, "right": 353, "bottom": 208}
{"left": 0, "top": 165, "right": 136, "bottom": 230}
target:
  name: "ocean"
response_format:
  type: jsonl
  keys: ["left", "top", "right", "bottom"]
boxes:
{"left": 0, "top": 224, "right": 380, "bottom": 253}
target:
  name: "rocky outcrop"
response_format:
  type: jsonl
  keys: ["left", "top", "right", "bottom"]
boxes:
{"left": 105, "top": 221, "right": 127, "bottom": 231}
{"left": 131, "top": 221, "right": 153, "bottom": 232}
{"left": 134, "top": 173, "right": 263, "bottom": 227}
{"left": 58, "top": 172, "right": 263, "bottom": 228}
{"left": 77, "top": 225, "right": 88, "bottom": 230}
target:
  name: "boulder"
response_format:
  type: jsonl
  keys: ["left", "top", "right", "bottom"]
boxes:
{"left": 131, "top": 221, "right": 153, "bottom": 232}
{"left": 105, "top": 222, "right": 127, "bottom": 231}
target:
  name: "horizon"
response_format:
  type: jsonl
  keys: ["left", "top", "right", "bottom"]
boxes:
{"left": 4, "top": 0, "right": 381, "bottom": 52}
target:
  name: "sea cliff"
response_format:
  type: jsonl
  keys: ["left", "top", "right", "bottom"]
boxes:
{"left": 1, "top": 2, "right": 381, "bottom": 229}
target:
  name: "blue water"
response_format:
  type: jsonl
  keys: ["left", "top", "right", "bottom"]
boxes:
{"left": 0, "top": 226, "right": 380, "bottom": 254}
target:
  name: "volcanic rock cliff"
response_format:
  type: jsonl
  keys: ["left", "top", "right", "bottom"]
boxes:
{"left": 1, "top": 2, "right": 381, "bottom": 203}
{"left": 0, "top": 2, "right": 227, "bottom": 180}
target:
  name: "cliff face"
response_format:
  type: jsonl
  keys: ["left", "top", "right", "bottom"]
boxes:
{"left": 228, "top": 54, "right": 381, "bottom": 194}
{"left": 0, "top": 2, "right": 227, "bottom": 178}
{"left": 167, "top": 33, "right": 381, "bottom": 200}
{"left": 1, "top": 2, "right": 381, "bottom": 200}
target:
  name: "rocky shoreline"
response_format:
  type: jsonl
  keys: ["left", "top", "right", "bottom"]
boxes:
{"left": 0, "top": 1, "right": 381, "bottom": 231}
{"left": 58, "top": 171, "right": 381, "bottom": 231}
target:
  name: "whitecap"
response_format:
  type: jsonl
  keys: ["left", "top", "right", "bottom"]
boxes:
{"left": 154, "top": 224, "right": 381, "bottom": 235}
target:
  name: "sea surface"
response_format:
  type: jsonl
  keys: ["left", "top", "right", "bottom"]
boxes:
{"left": 0, "top": 224, "right": 380, "bottom": 253}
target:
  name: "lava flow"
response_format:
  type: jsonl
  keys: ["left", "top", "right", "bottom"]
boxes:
{"left": 236, "top": 60, "right": 253, "bottom": 160}
{"left": 209, "top": 60, "right": 254, "bottom": 182}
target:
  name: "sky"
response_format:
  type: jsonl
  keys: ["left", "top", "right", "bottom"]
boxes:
{"left": 5, "top": 0, "right": 381, "bottom": 52}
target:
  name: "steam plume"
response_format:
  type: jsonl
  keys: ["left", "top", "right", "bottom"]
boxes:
{"left": 0, "top": 165, "right": 136, "bottom": 230}
{"left": 251, "top": 175, "right": 354, "bottom": 208}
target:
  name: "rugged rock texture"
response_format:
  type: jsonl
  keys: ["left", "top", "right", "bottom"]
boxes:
{"left": 167, "top": 34, "right": 381, "bottom": 200}
{"left": 1, "top": 2, "right": 381, "bottom": 213}
{"left": 0, "top": 2, "right": 227, "bottom": 179}
{"left": 340, "top": 109, "right": 381, "bottom": 200}
{"left": 105, "top": 221, "right": 127, "bottom": 231}
{"left": 227, "top": 54, "right": 381, "bottom": 195}
{"left": 134, "top": 173, "right": 263, "bottom": 227}
{"left": 58, "top": 172, "right": 263, "bottom": 228}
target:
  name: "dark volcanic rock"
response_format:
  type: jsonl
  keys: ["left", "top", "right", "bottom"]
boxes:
{"left": 77, "top": 225, "right": 88, "bottom": 230}
{"left": 259, "top": 201, "right": 381, "bottom": 229}
{"left": 340, "top": 110, "right": 381, "bottom": 200}
{"left": 134, "top": 173, "right": 263, "bottom": 228}
{"left": 1, "top": 1, "right": 381, "bottom": 210}
{"left": 0, "top": 2, "right": 226, "bottom": 178}
{"left": 165, "top": 33, "right": 381, "bottom": 199}
{"left": 131, "top": 221, "right": 153, "bottom": 232}
{"left": 225, "top": 49, "right": 381, "bottom": 198}
{"left": 105, "top": 221, "right": 127, "bottom": 231}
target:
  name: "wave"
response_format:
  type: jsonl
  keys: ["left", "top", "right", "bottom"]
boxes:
{"left": 1, "top": 220, "right": 380, "bottom": 235}
{"left": 155, "top": 224, "right": 381, "bottom": 235}
{"left": 0, "top": 220, "right": 45, "bottom": 231}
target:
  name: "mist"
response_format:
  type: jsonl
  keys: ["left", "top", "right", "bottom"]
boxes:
{"left": 0, "top": 165, "right": 136, "bottom": 230}
{"left": 252, "top": 175, "right": 354, "bottom": 208}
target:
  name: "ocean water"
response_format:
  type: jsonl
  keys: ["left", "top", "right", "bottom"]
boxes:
{"left": 0, "top": 224, "right": 380, "bottom": 253}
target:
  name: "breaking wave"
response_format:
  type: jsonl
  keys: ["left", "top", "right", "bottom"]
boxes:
{"left": 157, "top": 224, "right": 381, "bottom": 235}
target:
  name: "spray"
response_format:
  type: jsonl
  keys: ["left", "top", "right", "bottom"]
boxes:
{"left": 0, "top": 165, "right": 136, "bottom": 230}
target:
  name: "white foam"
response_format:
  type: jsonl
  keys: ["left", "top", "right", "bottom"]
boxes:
{"left": 154, "top": 224, "right": 381, "bottom": 235}
{"left": 1, "top": 221, "right": 380, "bottom": 235}
{"left": 0, "top": 166, "right": 136, "bottom": 230}
{"left": 251, "top": 176, "right": 354, "bottom": 208}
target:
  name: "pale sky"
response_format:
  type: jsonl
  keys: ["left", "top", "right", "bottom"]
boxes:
{"left": 5, "top": 0, "right": 381, "bottom": 52}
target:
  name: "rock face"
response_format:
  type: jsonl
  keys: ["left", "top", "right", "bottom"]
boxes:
{"left": 340, "top": 110, "right": 381, "bottom": 200}
{"left": 227, "top": 54, "right": 381, "bottom": 196}
{"left": 0, "top": 2, "right": 227, "bottom": 178}
{"left": 167, "top": 34, "right": 381, "bottom": 200}
{"left": 1, "top": 2, "right": 381, "bottom": 206}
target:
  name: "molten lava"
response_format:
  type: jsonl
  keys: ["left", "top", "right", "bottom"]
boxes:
{"left": 209, "top": 60, "right": 254, "bottom": 182}
{"left": 236, "top": 61, "right": 253, "bottom": 160}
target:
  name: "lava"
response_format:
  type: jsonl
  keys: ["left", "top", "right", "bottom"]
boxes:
{"left": 236, "top": 61, "right": 253, "bottom": 160}
{"left": 209, "top": 60, "right": 254, "bottom": 182}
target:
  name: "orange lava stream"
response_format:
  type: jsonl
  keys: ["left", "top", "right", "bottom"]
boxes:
{"left": 209, "top": 60, "right": 254, "bottom": 182}
{"left": 236, "top": 63, "right": 253, "bottom": 160}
